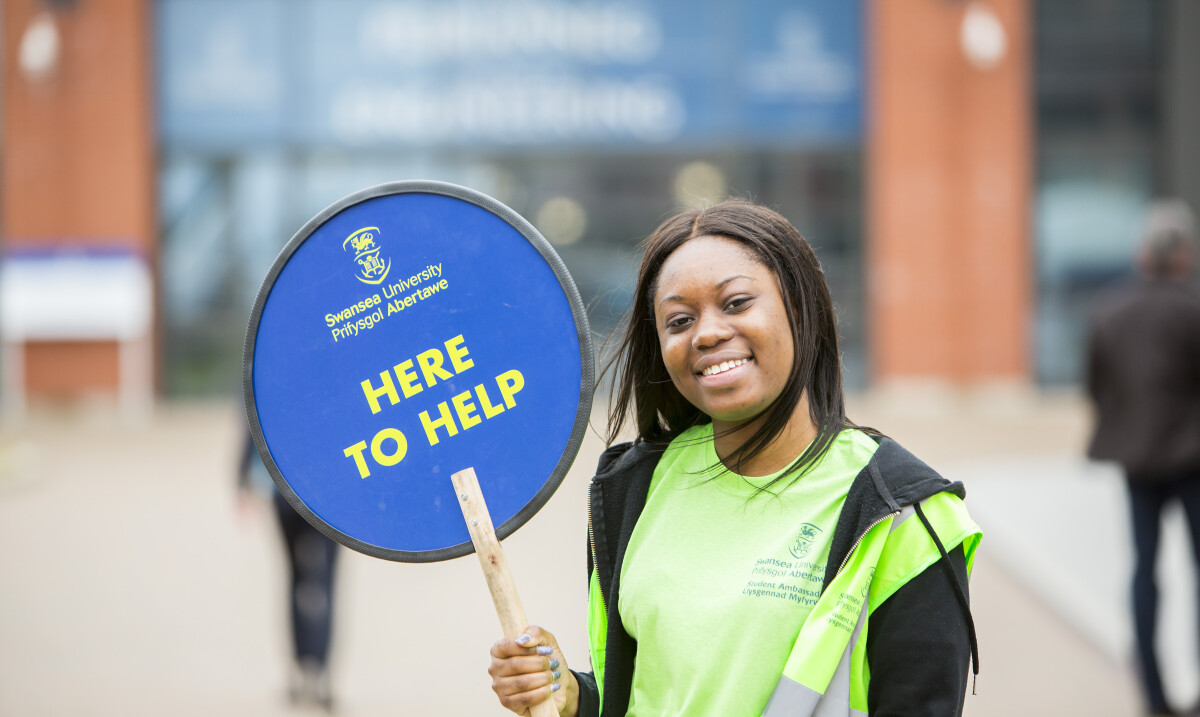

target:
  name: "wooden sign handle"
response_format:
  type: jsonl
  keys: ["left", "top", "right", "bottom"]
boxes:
{"left": 452, "top": 467, "right": 559, "bottom": 717}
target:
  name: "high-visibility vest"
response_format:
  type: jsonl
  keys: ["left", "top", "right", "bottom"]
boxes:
{"left": 763, "top": 492, "right": 981, "bottom": 716}
{"left": 586, "top": 491, "right": 981, "bottom": 716}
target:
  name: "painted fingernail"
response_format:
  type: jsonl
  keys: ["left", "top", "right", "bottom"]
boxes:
{"left": 537, "top": 646, "right": 553, "bottom": 656}
{"left": 549, "top": 658, "right": 560, "bottom": 670}
{"left": 552, "top": 670, "right": 562, "bottom": 680}
{"left": 515, "top": 634, "right": 532, "bottom": 645}
{"left": 552, "top": 682, "right": 562, "bottom": 692}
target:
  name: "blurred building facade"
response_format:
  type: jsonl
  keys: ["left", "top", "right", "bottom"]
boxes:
{"left": 1, "top": 0, "right": 1197, "bottom": 404}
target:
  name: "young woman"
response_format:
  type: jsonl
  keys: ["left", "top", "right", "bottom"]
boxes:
{"left": 488, "top": 200, "right": 981, "bottom": 717}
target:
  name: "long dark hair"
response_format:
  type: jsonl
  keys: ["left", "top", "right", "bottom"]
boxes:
{"left": 600, "top": 199, "right": 853, "bottom": 487}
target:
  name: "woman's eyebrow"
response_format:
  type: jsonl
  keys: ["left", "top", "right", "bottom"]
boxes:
{"left": 658, "top": 274, "right": 754, "bottom": 307}
{"left": 716, "top": 274, "right": 754, "bottom": 290}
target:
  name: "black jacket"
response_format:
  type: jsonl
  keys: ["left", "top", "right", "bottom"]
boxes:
{"left": 572, "top": 435, "right": 977, "bottom": 717}
{"left": 1087, "top": 279, "right": 1200, "bottom": 479}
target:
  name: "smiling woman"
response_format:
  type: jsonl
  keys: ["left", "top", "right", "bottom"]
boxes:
{"left": 652, "top": 234, "right": 804, "bottom": 476}
{"left": 606, "top": 200, "right": 844, "bottom": 485}
{"left": 485, "top": 200, "right": 983, "bottom": 717}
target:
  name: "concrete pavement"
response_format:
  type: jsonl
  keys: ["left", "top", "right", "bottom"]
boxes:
{"left": 0, "top": 393, "right": 1174, "bottom": 715}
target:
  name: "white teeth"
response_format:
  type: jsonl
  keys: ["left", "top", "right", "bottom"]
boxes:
{"left": 701, "top": 358, "right": 749, "bottom": 376}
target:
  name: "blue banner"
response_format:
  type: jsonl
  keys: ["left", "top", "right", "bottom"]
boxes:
{"left": 159, "top": 0, "right": 862, "bottom": 149}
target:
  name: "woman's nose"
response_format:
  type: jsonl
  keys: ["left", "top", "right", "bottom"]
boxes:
{"left": 691, "top": 310, "right": 733, "bottom": 349}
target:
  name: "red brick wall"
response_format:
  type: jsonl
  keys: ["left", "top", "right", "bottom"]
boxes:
{"left": 867, "top": 0, "right": 1032, "bottom": 383}
{"left": 2, "top": 0, "right": 156, "bottom": 397}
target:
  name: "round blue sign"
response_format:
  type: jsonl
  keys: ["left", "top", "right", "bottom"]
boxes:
{"left": 243, "top": 181, "right": 593, "bottom": 562}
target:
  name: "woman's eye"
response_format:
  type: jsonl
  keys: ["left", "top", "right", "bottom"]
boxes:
{"left": 665, "top": 315, "right": 693, "bottom": 331}
{"left": 726, "top": 296, "right": 753, "bottom": 311}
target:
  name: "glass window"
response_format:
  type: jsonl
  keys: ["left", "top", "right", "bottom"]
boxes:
{"left": 1034, "top": 0, "right": 1161, "bottom": 384}
{"left": 158, "top": 149, "right": 865, "bottom": 395}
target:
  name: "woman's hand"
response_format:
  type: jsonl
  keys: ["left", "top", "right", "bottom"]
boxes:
{"left": 489, "top": 625, "right": 579, "bottom": 717}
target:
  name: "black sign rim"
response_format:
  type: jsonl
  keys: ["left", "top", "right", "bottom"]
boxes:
{"left": 242, "top": 179, "right": 595, "bottom": 563}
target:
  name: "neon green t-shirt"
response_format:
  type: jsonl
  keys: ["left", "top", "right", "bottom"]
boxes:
{"left": 618, "top": 424, "right": 880, "bottom": 716}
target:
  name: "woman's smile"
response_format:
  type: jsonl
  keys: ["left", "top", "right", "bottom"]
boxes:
{"left": 695, "top": 355, "right": 754, "bottom": 389}
{"left": 699, "top": 357, "right": 751, "bottom": 377}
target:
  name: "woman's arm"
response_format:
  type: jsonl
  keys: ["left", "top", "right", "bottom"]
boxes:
{"left": 571, "top": 670, "right": 599, "bottom": 717}
{"left": 865, "top": 544, "right": 973, "bottom": 717}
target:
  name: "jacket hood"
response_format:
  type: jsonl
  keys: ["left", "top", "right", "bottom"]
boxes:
{"left": 823, "top": 436, "right": 965, "bottom": 593}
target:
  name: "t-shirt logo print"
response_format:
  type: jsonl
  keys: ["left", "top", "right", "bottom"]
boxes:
{"left": 789, "top": 523, "right": 823, "bottom": 559}
{"left": 344, "top": 226, "right": 392, "bottom": 285}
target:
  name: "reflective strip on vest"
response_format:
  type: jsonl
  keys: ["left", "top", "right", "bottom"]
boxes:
{"left": 762, "top": 506, "right": 916, "bottom": 717}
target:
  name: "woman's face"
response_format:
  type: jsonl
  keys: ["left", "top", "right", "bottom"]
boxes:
{"left": 653, "top": 235, "right": 795, "bottom": 428}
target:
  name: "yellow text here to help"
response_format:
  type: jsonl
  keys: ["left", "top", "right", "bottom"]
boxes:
{"left": 340, "top": 334, "right": 525, "bottom": 478}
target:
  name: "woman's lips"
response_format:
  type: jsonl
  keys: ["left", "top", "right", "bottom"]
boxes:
{"left": 696, "top": 357, "right": 753, "bottom": 387}
{"left": 700, "top": 357, "right": 751, "bottom": 377}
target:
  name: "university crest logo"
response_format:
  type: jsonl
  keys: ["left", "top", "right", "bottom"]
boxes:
{"left": 789, "top": 522, "right": 823, "bottom": 559}
{"left": 343, "top": 226, "right": 391, "bottom": 285}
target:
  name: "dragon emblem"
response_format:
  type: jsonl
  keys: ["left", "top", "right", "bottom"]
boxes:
{"left": 343, "top": 226, "right": 391, "bottom": 285}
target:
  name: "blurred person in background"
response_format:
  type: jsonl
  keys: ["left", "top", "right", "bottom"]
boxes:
{"left": 239, "top": 430, "right": 340, "bottom": 713}
{"left": 1086, "top": 199, "right": 1200, "bottom": 717}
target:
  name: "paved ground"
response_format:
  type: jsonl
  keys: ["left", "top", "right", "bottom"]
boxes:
{"left": 0, "top": 391, "right": 1184, "bottom": 716}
